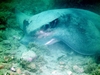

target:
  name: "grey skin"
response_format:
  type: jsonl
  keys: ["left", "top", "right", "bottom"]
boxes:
{"left": 16, "top": 8, "right": 100, "bottom": 55}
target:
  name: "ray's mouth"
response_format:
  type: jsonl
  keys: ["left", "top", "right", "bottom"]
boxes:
{"left": 35, "top": 29, "right": 53, "bottom": 38}
{"left": 34, "top": 18, "right": 59, "bottom": 38}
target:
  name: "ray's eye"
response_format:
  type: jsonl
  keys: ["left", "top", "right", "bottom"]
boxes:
{"left": 50, "top": 18, "right": 58, "bottom": 28}
{"left": 23, "top": 20, "right": 29, "bottom": 33}
{"left": 44, "top": 24, "right": 50, "bottom": 30}
{"left": 40, "top": 24, "right": 49, "bottom": 31}
{"left": 23, "top": 19, "right": 29, "bottom": 26}
{"left": 40, "top": 18, "right": 58, "bottom": 31}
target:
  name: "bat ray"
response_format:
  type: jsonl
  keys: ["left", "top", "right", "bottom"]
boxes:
{"left": 16, "top": 8, "right": 100, "bottom": 55}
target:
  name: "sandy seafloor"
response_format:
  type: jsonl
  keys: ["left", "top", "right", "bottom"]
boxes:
{"left": 0, "top": 0, "right": 100, "bottom": 75}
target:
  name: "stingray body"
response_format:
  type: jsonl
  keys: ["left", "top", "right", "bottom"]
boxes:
{"left": 16, "top": 8, "right": 100, "bottom": 55}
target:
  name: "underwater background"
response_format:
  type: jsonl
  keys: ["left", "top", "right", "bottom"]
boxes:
{"left": 0, "top": 0, "right": 100, "bottom": 75}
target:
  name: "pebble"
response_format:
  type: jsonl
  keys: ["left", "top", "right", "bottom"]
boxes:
{"left": 0, "top": 65, "right": 4, "bottom": 69}
{"left": 10, "top": 67, "right": 16, "bottom": 72}
{"left": 67, "top": 70, "right": 72, "bottom": 75}
{"left": 16, "top": 68, "right": 22, "bottom": 74}
{"left": 73, "top": 65, "right": 84, "bottom": 73}
{"left": 27, "top": 63, "right": 36, "bottom": 70}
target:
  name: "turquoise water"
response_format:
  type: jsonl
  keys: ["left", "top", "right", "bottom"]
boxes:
{"left": 0, "top": 0, "right": 100, "bottom": 75}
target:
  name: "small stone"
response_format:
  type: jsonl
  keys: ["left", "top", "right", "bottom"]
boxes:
{"left": 28, "top": 63, "right": 36, "bottom": 69}
{"left": 59, "top": 65, "right": 65, "bottom": 70}
{"left": 16, "top": 68, "right": 21, "bottom": 74}
{"left": 10, "top": 67, "right": 16, "bottom": 72}
{"left": 67, "top": 70, "right": 72, "bottom": 75}
{"left": 23, "top": 70, "right": 31, "bottom": 75}
{"left": 59, "top": 61, "right": 65, "bottom": 65}
{"left": 73, "top": 65, "right": 84, "bottom": 73}
{"left": 51, "top": 70, "right": 57, "bottom": 75}
{"left": 27, "top": 63, "right": 37, "bottom": 72}
{"left": 0, "top": 65, "right": 4, "bottom": 69}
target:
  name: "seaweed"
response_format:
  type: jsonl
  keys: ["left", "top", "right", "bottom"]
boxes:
{"left": 84, "top": 57, "right": 100, "bottom": 75}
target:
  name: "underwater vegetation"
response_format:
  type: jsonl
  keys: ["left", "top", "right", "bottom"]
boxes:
{"left": 0, "top": 40, "right": 47, "bottom": 75}
{"left": 84, "top": 60, "right": 100, "bottom": 75}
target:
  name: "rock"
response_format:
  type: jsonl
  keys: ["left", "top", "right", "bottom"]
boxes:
{"left": 67, "top": 70, "right": 73, "bottom": 75}
{"left": 59, "top": 61, "right": 65, "bottom": 65}
{"left": 27, "top": 63, "right": 36, "bottom": 69}
{"left": 27, "top": 63, "right": 37, "bottom": 72}
{"left": 10, "top": 67, "right": 16, "bottom": 72}
{"left": 16, "top": 68, "right": 22, "bottom": 74}
{"left": 0, "top": 65, "right": 4, "bottom": 69}
{"left": 21, "top": 50, "right": 37, "bottom": 62}
{"left": 22, "top": 70, "right": 33, "bottom": 75}
{"left": 73, "top": 65, "right": 84, "bottom": 73}
{"left": 2, "top": 40, "right": 10, "bottom": 44}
